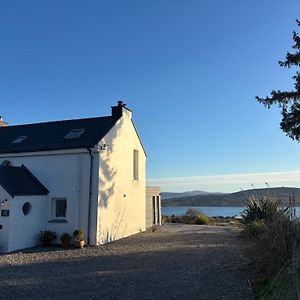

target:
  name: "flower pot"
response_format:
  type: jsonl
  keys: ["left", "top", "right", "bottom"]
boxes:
{"left": 74, "top": 239, "right": 85, "bottom": 249}
{"left": 61, "top": 240, "right": 70, "bottom": 248}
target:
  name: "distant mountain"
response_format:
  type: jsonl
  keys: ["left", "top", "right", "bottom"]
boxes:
{"left": 161, "top": 187, "right": 300, "bottom": 207}
{"left": 161, "top": 190, "right": 219, "bottom": 199}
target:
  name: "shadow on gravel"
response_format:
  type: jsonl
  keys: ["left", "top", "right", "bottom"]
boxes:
{"left": 0, "top": 227, "right": 253, "bottom": 300}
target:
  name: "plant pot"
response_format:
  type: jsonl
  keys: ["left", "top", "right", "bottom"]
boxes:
{"left": 74, "top": 239, "right": 85, "bottom": 249}
{"left": 61, "top": 240, "right": 70, "bottom": 248}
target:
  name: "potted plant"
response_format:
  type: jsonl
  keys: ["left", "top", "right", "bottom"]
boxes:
{"left": 60, "top": 233, "right": 71, "bottom": 248}
{"left": 40, "top": 230, "right": 57, "bottom": 247}
{"left": 73, "top": 229, "right": 84, "bottom": 249}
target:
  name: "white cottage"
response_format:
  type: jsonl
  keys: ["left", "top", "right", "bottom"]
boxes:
{"left": 0, "top": 101, "right": 146, "bottom": 252}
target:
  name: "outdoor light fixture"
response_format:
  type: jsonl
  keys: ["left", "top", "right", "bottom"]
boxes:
{"left": 1, "top": 199, "right": 8, "bottom": 205}
{"left": 99, "top": 144, "right": 107, "bottom": 151}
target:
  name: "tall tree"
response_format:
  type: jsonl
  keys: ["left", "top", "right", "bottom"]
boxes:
{"left": 256, "top": 20, "right": 300, "bottom": 141}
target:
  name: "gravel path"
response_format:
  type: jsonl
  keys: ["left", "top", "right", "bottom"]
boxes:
{"left": 0, "top": 224, "right": 253, "bottom": 299}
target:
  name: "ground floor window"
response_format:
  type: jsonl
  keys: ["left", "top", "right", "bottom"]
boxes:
{"left": 52, "top": 198, "right": 67, "bottom": 219}
{"left": 22, "top": 202, "right": 32, "bottom": 216}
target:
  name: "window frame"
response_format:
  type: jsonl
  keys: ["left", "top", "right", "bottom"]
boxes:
{"left": 133, "top": 149, "right": 139, "bottom": 180}
{"left": 51, "top": 198, "right": 67, "bottom": 220}
{"left": 64, "top": 129, "right": 85, "bottom": 139}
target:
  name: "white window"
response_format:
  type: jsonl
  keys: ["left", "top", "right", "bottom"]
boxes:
{"left": 52, "top": 198, "right": 67, "bottom": 219}
{"left": 133, "top": 149, "right": 139, "bottom": 180}
{"left": 64, "top": 129, "right": 85, "bottom": 139}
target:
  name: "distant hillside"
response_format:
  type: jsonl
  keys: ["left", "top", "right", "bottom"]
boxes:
{"left": 161, "top": 187, "right": 300, "bottom": 207}
{"left": 161, "top": 190, "right": 213, "bottom": 199}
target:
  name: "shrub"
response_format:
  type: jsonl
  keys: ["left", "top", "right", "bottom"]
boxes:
{"left": 241, "top": 195, "right": 279, "bottom": 225}
{"left": 186, "top": 208, "right": 202, "bottom": 218}
{"left": 247, "top": 212, "right": 294, "bottom": 278}
{"left": 73, "top": 229, "right": 84, "bottom": 241}
{"left": 195, "top": 215, "right": 209, "bottom": 225}
{"left": 60, "top": 233, "right": 72, "bottom": 247}
{"left": 163, "top": 209, "right": 209, "bottom": 225}
{"left": 40, "top": 230, "right": 57, "bottom": 246}
{"left": 242, "top": 194, "right": 297, "bottom": 282}
{"left": 242, "top": 220, "right": 265, "bottom": 239}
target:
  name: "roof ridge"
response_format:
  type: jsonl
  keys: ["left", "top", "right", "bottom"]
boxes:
{"left": 0, "top": 114, "right": 120, "bottom": 154}
{"left": 0, "top": 115, "right": 114, "bottom": 129}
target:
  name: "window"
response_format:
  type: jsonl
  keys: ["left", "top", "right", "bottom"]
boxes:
{"left": 22, "top": 202, "right": 32, "bottom": 216}
{"left": 156, "top": 196, "right": 160, "bottom": 224}
{"left": 133, "top": 149, "right": 139, "bottom": 180}
{"left": 152, "top": 196, "right": 156, "bottom": 225}
{"left": 12, "top": 136, "right": 27, "bottom": 143}
{"left": 1, "top": 160, "right": 12, "bottom": 166}
{"left": 64, "top": 129, "right": 85, "bottom": 139}
{"left": 1, "top": 210, "right": 9, "bottom": 217}
{"left": 52, "top": 198, "right": 67, "bottom": 219}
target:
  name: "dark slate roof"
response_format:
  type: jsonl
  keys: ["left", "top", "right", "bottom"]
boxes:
{"left": 0, "top": 116, "right": 119, "bottom": 154}
{"left": 0, "top": 165, "right": 49, "bottom": 197}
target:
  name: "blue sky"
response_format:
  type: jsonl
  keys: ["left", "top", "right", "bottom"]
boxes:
{"left": 1, "top": 0, "right": 300, "bottom": 192}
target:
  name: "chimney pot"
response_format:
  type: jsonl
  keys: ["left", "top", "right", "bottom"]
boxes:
{"left": 118, "top": 101, "right": 126, "bottom": 107}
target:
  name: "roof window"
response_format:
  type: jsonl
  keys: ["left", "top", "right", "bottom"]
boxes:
{"left": 64, "top": 129, "right": 85, "bottom": 139}
{"left": 12, "top": 136, "right": 27, "bottom": 143}
{"left": 1, "top": 160, "right": 12, "bottom": 166}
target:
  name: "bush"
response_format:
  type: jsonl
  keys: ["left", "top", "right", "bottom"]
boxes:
{"left": 195, "top": 215, "right": 209, "bottom": 225}
{"left": 163, "top": 209, "right": 209, "bottom": 225}
{"left": 73, "top": 229, "right": 84, "bottom": 241}
{"left": 242, "top": 220, "right": 265, "bottom": 239}
{"left": 40, "top": 230, "right": 57, "bottom": 246}
{"left": 247, "top": 212, "right": 294, "bottom": 278}
{"left": 242, "top": 195, "right": 297, "bottom": 281}
{"left": 60, "top": 233, "right": 72, "bottom": 247}
{"left": 241, "top": 195, "right": 279, "bottom": 225}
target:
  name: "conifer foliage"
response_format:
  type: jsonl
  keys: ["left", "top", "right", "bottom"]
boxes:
{"left": 256, "top": 20, "right": 300, "bottom": 141}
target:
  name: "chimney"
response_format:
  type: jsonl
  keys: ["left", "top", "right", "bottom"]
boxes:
{"left": 111, "top": 101, "right": 132, "bottom": 119}
{"left": 0, "top": 116, "right": 8, "bottom": 127}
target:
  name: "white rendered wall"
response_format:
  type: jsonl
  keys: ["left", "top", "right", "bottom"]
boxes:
{"left": 96, "top": 111, "right": 146, "bottom": 244}
{"left": 0, "top": 152, "right": 91, "bottom": 243}
{"left": 0, "top": 186, "right": 12, "bottom": 252}
{"left": 8, "top": 195, "right": 47, "bottom": 252}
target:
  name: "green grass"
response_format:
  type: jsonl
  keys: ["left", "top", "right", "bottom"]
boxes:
{"left": 252, "top": 272, "right": 296, "bottom": 300}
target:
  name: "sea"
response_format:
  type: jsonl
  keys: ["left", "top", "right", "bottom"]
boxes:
{"left": 161, "top": 206, "right": 300, "bottom": 217}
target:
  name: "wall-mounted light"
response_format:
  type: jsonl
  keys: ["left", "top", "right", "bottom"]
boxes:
{"left": 99, "top": 144, "right": 107, "bottom": 151}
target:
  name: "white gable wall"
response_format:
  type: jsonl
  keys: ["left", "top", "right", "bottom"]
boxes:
{"left": 0, "top": 108, "right": 147, "bottom": 249}
{"left": 96, "top": 113, "right": 146, "bottom": 244}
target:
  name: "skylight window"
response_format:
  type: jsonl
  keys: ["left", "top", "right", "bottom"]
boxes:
{"left": 12, "top": 136, "right": 27, "bottom": 143}
{"left": 64, "top": 129, "right": 85, "bottom": 139}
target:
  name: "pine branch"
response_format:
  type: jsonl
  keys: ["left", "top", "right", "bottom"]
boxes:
{"left": 279, "top": 52, "right": 300, "bottom": 67}
{"left": 292, "top": 31, "right": 300, "bottom": 50}
{"left": 257, "top": 20, "right": 300, "bottom": 141}
{"left": 256, "top": 91, "right": 300, "bottom": 108}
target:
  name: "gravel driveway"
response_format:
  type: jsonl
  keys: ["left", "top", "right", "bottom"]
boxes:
{"left": 0, "top": 224, "right": 252, "bottom": 299}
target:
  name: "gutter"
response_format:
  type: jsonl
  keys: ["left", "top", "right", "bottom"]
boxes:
{"left": 87, "top": 147, "right": 93, "bottom": 245}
